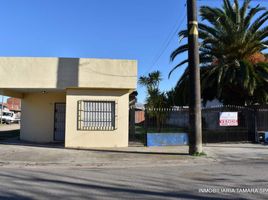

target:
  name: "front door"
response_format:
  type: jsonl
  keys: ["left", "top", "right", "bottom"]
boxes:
{"left": 54, "top": 103, "right": 66, "bottom": 141}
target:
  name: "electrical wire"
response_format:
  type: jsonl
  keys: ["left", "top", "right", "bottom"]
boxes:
{"left": 197, "top": 0, "right": 267, "bottom": 2}
{"left": 144, "top": 0, "right": 187, "bottom": 74}
{"left": 145, "top": 0, "right": 267, "bottom": 75}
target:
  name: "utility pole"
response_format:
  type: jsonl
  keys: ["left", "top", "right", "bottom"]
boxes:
{"left": 0, "top": 95, "right": 3, "bottom": 124}
{"left": 187, "top": 0, "right": 203, "bottom": 154}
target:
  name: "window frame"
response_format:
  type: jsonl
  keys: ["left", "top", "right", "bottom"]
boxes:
{"left": 77, "top": 100, "right": 117, "bottom": 131}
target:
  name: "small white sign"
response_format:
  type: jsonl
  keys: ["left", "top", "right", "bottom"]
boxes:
{"left": 219, "top": 112, "right": 238, "bottom": 126}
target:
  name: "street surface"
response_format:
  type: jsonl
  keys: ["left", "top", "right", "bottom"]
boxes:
{"left": 0, "top": 143, "right": 267, "bottom": 199}
{"left": 0, "top": 125, "right": 267, "bottom": 199}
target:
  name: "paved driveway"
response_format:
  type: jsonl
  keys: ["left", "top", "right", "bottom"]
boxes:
{"left": 0, "top": 143, "right": 267, "bottom": 200}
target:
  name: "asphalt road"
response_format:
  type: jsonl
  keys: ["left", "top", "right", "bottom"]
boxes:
{"left": 0, "top": 143, "right": 267, "bottom": 200}
{"left": 0, "top": 159, "right": 267, "bottom": 200}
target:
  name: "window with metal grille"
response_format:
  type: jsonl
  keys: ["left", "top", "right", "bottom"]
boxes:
{"left": 77, "top": 100, "right": 116, "bottom": 131}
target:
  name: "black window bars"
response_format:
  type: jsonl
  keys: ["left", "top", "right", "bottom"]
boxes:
{"left": 77, "top": 100, "right": 117, "bottom": 131}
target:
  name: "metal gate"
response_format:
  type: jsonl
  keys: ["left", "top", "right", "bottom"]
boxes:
{"left": 54, "top": 103, "right": 66, "bottom": 141}
{"left": 131, "top": 105, "right": 259, "bottom": 144}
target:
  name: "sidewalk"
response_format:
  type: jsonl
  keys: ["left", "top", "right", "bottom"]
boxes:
{"left": 0, "top": 129, "right": 267, "bottom": 169}
{"left": 0, "top": 142, "right": 210, "bottom": 169}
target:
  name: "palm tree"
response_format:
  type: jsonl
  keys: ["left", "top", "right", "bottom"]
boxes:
{"left": 170, "top": 0, "right": 268, "bottom": 106}
{"left": 139, "top": 70, "right": 162, "bottom": 93}
{"left": 139, "top": 71, "right": 167, "bottom": 132}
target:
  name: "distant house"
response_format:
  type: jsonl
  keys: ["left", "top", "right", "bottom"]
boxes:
{"left": 135, "top": 103, "right": 145, "bottom": 124}
{"left": 6, "top": 97, "right": 21, "bottom": 119}
{"left": 204, "top": 99, "right": 222, "bottom": 108}
{"left": 6, "top": 97, "right": 21, "bottom": 111}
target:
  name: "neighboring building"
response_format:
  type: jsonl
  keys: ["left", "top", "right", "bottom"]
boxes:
{"left": 204, "top": 99, "right": 222, "bottom": 108}
{"left": 0, "top": 57, "right": 137, "bottom": 148}
{"left": 6, "top": 97, "right": 21, "bottom": 112}
{"left": 0, "top": 98, "right": 21, "bottom": 120}
{"left": 134, "top": 103, "right": 145, "bottom": 124}
{"left": 6, "top": 97, "right": 21, "bottom": 119}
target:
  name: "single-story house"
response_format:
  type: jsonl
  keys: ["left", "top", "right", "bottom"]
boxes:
{"left": 0, "top": 57, "right": 137, "bottom": 148}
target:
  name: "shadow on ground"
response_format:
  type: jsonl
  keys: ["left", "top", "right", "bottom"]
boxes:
{"left": 0, "top": 169, "right": 235, "bottom": 200}
{"left": 207, "top": 144, "right": 268, "bottom": 149}
{"left": 0, "top": 129, "right": 20, "bottom": 141}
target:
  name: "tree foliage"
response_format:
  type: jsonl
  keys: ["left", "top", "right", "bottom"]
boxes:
{"left": 139, "top": 71, "right": 168, "bottom": 132}
{"left": 170, "top": 0, "right": 268, "bottom": 106}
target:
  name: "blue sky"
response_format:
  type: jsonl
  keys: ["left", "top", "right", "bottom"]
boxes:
{"left": 0, "top": 0, "right": 267, "bottom": 103}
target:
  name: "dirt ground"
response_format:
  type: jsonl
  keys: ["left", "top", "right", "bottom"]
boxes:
{"left": 0, "top": 123, "right": 20, "bottom": 131}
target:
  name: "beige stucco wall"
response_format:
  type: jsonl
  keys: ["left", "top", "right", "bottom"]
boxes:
{"left": 20, "top": 92, "right": 66, "bottom": 143}
{"left": 0, "top": 57, "right": 137, "bottom": 147}
{"left": 65, "top": 89, "right": 129, "bottom": 148}
{"left": 0, "top": 57, "right": 137, "bottom": 90}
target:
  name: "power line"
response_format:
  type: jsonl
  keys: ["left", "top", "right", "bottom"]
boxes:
{"left": 144, "top": 0, "right": 266, "bottom": 75}
{"left": 197, "top": 0, "right": 267, "bottom": 2}
{"left": 144, "top": 1, "right": 187, "bottom": 74}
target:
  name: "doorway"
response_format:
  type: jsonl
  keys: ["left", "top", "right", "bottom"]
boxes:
{"left": 54, "top": 103, "right": 66, "bottom": 141}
